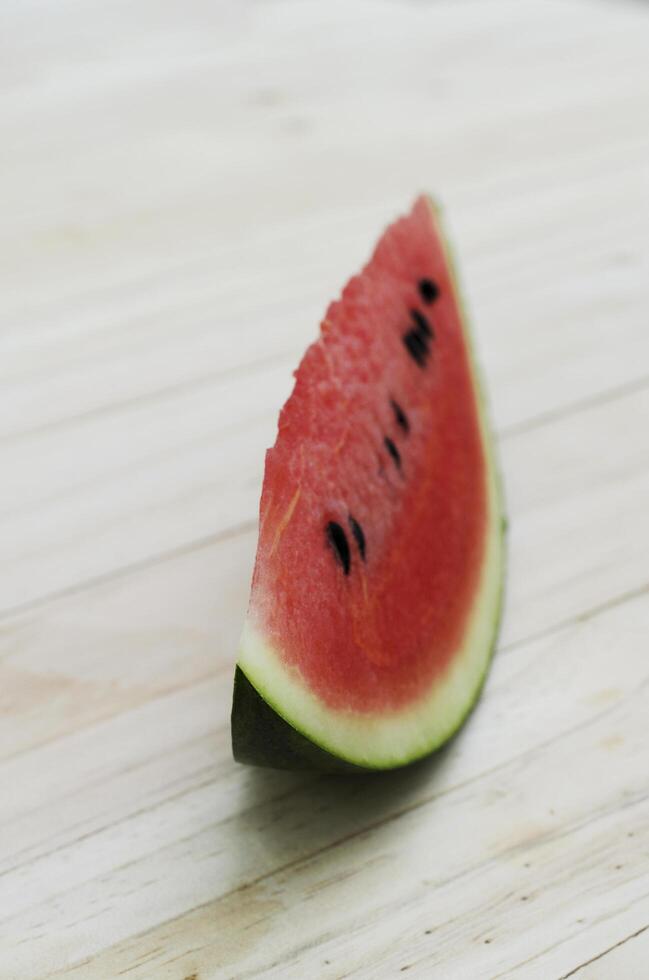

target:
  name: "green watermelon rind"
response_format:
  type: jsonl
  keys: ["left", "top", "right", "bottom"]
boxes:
{"left": 231, "top": 197, "right": 507, "bottom": 771}
{"left": 232, "top": 568, "right": 505, "bottom": 771}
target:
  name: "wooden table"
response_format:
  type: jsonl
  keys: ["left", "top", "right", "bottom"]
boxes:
{"left": 2, "top": 1, "right": 648, "bottom": 976}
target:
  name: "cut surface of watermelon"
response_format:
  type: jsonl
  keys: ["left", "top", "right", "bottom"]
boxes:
{"left": 232, "top": 196, "right": 505, "bottom": 770}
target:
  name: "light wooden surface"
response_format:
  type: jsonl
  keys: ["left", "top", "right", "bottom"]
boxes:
{"left": 1, "top": 1, "right": 648, "bottom": 977}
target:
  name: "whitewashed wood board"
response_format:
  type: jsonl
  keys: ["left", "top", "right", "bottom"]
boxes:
{"left": 1, "top": 0, "right": 648, "bottom": 977}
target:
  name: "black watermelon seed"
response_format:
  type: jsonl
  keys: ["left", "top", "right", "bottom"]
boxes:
{"left": 326, "top": 521, "right": 351, "bottom": 575}
{"left": 419, "top": 278, "right": 439, "bottom": 304}
{"left": 348, "top": 515, "right": 366, "bottom": 561}
{"left": 411, "top": 308, "right": 434, "bottom": 339}
{"left": 384, "top": 435, "right": 402, "bottom": 470}
{"left": 403, "top": 328, "right": 429, "bottom": 367}
{"left": 390, "top": 398, "right": 410, "bottom": 434}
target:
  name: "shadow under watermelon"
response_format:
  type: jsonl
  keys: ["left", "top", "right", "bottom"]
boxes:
{"left": 232, "top": 731, "right": 468, "bottom": 906}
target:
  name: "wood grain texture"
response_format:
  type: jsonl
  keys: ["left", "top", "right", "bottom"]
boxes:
{"left": 1, "top": 0, "right": 648, "bottom": 977}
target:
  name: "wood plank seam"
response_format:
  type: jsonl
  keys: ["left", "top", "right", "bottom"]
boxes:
{"left": 556, "top": 922, "right": 649, "bottom": 980}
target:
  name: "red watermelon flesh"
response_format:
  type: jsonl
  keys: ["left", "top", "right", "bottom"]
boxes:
{"left": 233, "top": 196, "right": 504, "bottom": 770}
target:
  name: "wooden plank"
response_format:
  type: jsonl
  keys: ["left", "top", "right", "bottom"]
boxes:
{"left": 1, "top": 163, "right": 646, "bottom": 444}
{"left": 1, "top": 579, "right": 647, "bottom": 978}
{"left": 0, "top": 597, "right": 636, "bottom": 978}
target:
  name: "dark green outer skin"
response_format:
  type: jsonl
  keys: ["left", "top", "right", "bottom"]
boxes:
{"left": 231, "top": 666, "right": 364, "bottom": 772}
{"left": 231, "top": 523, "right": 506, "bottom": 773}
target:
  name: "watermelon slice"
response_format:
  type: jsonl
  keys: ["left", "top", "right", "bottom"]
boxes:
{"left": 231, "top": 196, "right": 505, "bottom": 771}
